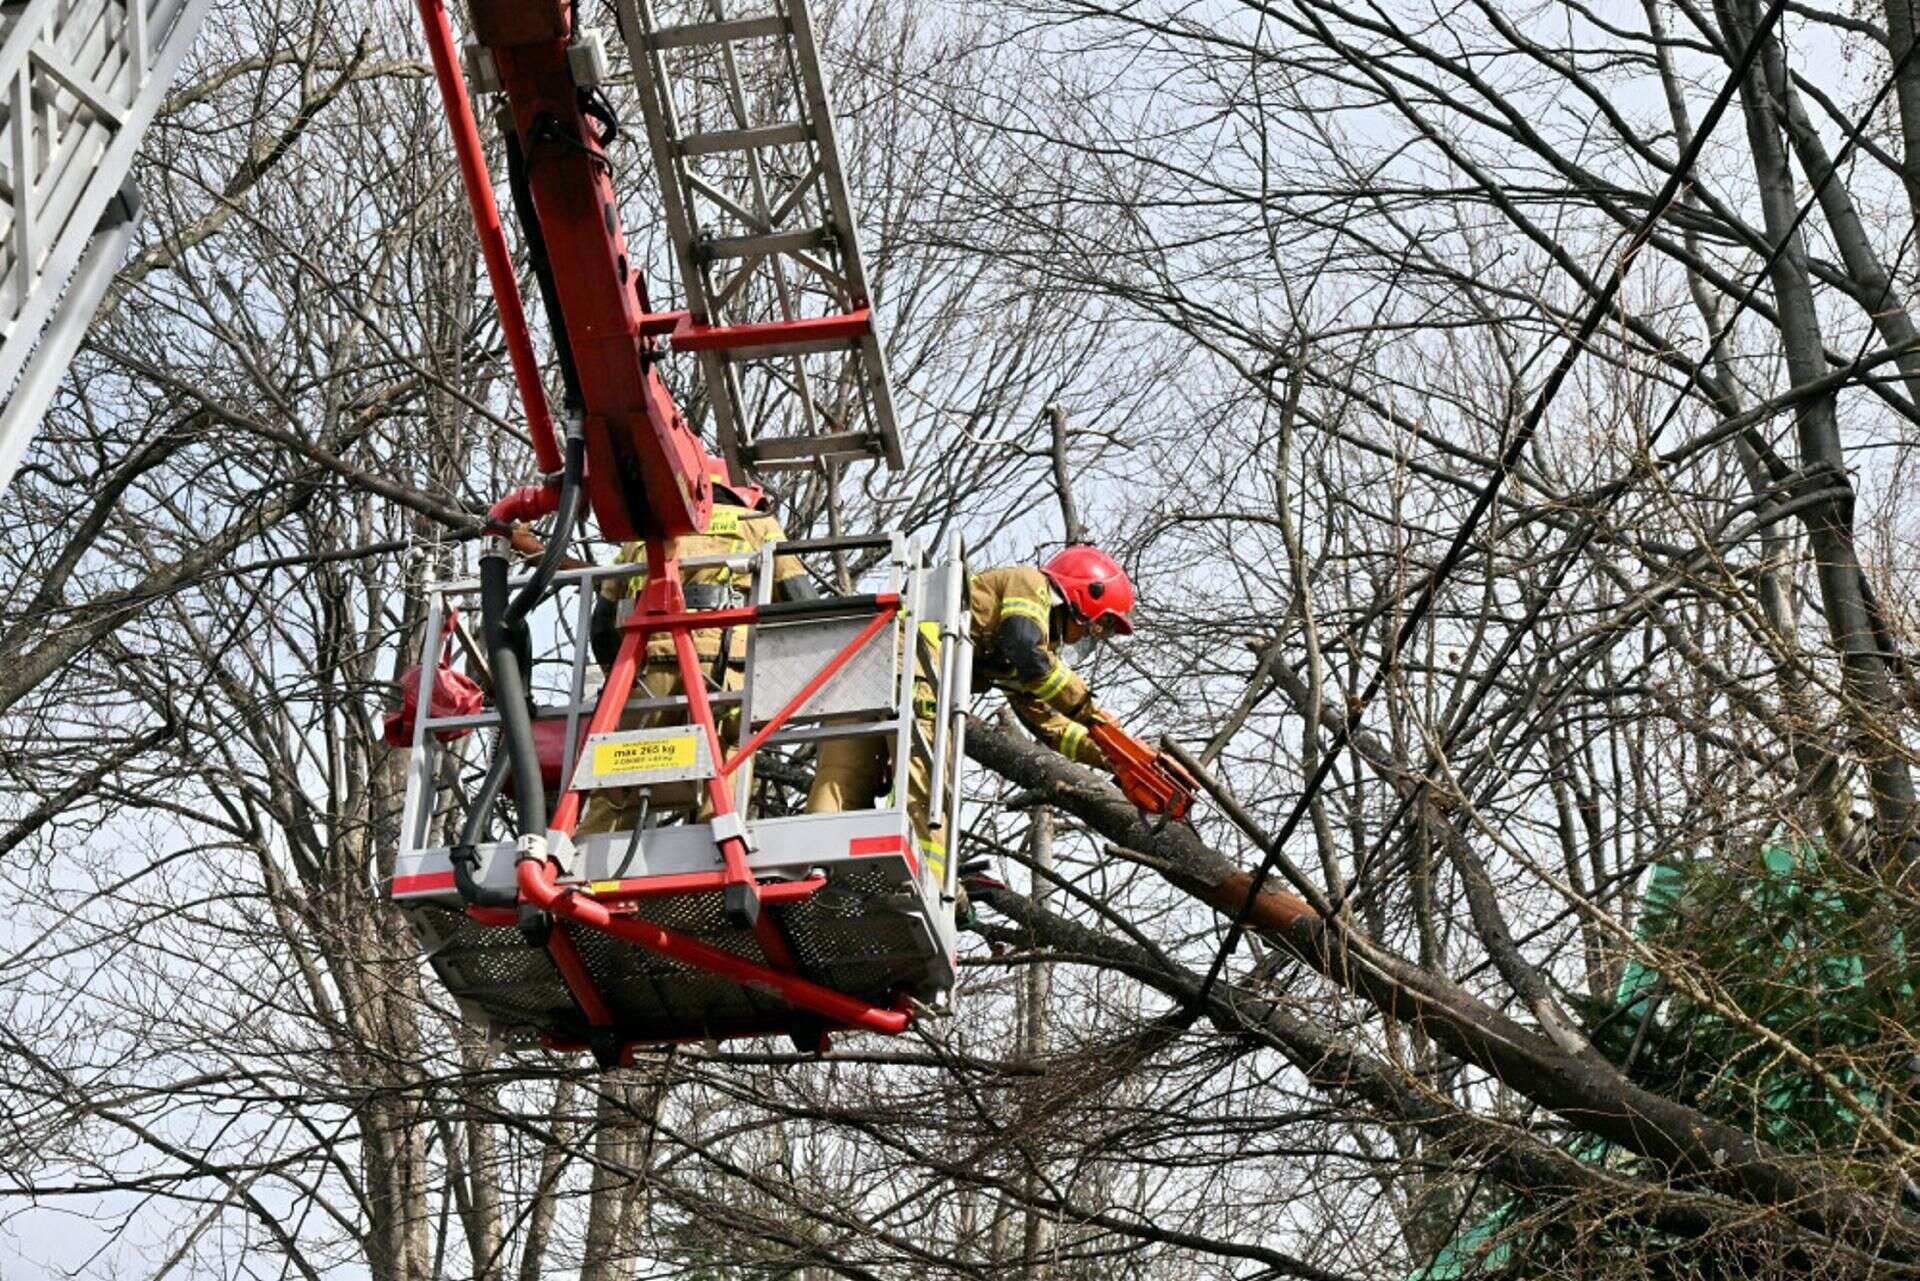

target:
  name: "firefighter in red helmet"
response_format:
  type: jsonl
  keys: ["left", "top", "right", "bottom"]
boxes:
{"left": 971, "top": 544, "right": 1136, "bottom": 771}
{"left": 808, "top": 545, "right": 1139, "bottom": 853}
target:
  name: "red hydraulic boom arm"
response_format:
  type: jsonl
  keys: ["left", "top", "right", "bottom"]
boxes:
{"left": 416, "top": 0, "right": 711, "bottom": 541}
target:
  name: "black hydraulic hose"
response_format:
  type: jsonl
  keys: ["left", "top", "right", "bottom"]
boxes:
{"left": 481, "top": 554, "right": 548, "bottom": 843}
{"left": 502, "top": 120, "right": 583, "bottom": 415}
{"left": 507, "top": 425, "right": 586, "bottom": 624}
{"left": 458, "top": 422, "right": 586, "bottom": 910}
{"left": 450, "top": 747, "right": 517, "bottom": 908}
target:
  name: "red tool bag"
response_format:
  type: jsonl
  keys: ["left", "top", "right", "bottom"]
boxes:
{"left": 523, "top": 718, "right": 577, "bottom": 791}
{"left": 383, "top": 613, "right": 485, "bottom": 747}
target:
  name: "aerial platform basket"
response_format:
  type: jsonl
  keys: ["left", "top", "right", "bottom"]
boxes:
{"left": 389, "top": 532, "right": 972, "bottom": 1061}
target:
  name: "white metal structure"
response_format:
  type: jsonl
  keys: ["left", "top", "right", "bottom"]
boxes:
{"left": 617, "top": 0, "right": 903, "bottom": 474}
{"left": 0, "top": 0, "right": 209, "bottom": 490}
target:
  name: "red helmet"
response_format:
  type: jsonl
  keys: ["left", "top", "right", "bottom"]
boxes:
{"left": 1043, "top": 545, "right": 1135, "bottom": 636}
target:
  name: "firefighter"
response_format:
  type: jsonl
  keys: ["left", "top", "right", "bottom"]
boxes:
{"left": 577, "top": 472, "right": 815, "bottom": 835}
{"left": 806, "top": 545, "right": 1137, "bottom": 861}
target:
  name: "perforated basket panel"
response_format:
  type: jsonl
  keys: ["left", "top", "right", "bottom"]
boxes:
{"left": 749, "top": 614, "right": 898, "bottom": 723}
{"left": 412, "top": 906, "right": 583, "bottom": 1038}
{"left": 624, "top": 888, "right": 764, "bottom": 959}
{"left": 402, "top": 862, "right": 948, "bottom": 1047}
{"left": 781, "top": 912, "right": 934, "bottom": 997}
{"left": 569, "top": 919, "right": 780, "bottom": 1030}
{"left": 778, "top": 862, "right": 936, "bottom": 994}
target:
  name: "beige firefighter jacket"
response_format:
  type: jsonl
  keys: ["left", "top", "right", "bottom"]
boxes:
{"left": 967, "top": 566, "right": 1113, "bottom": 773}
{"left": 601, "top": 504, "right": 806, "bottom": 661}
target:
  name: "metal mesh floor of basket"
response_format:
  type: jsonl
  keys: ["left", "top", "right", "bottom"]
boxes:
{"left": 406, "top": 863, "right": 941, "bottom": 1046}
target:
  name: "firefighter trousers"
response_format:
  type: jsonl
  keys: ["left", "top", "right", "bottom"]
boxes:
{"left": 808, "top": 720, "right": 948, "bottom": 881}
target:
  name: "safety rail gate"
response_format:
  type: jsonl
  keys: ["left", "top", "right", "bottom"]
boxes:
{"left": 390, "top": 532, "right": 970, "bottom": 1062}
{"left": 0, "top": 0, "right": 211, "bottom": 490}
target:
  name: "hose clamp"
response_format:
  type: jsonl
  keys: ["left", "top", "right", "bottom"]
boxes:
{"left": 515, "top": 832, "right": 548, "bottom": 866}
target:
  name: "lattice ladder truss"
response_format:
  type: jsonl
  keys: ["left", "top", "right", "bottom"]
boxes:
{"left": 617, "top": 0, "right": 903, "bottom": 475}
{"left": 0, "top": 0, "right": 211, "bottom": 490}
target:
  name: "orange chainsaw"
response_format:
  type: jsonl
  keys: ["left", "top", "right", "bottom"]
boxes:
{"left": 1089, "top": 716, "right": 1198, "bottom": 820}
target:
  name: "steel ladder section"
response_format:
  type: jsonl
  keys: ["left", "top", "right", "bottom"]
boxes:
{"left": 0, "top": 0, "right": 211, "bottom": 491}
{"left": 615, "top": 0, "right": 903, "bottom": 476}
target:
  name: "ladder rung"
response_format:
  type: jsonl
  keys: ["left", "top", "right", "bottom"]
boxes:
{"left": 679, "top": 121, "right": 811, "bottom": 156}
{"left": 673, "top": 307, "right": 871, "bottom": 357}
{"left": 696, "top": 226, "right": 833, "bottom": 262}
{"left": 647, "top": 14, "right": 788, "bottom": 49}
{"left": 715, "top": 336, "right": 861, "bottom": 362}
{"left": 744, "top": 432, "right": 889, "bottom": 467}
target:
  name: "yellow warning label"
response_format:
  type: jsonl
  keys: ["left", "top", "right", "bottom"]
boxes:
{"left": 589, "top": 880, "right": 625, "bottom": 894}
{"left": 593, "top": 734, "right": 699, "bottom": 776}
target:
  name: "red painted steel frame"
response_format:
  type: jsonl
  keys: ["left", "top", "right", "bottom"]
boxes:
{"left": 413, "top": 0, "right": 561, "bottom": 476}
{"left": 546, "top": 927, "right": 614, "bottom": 1027}
{"left": 672, "top": 307, "right": 873, "bottom": 353}
{"left": 654, "top": 562, "right": 805, "bottom": 972}
{"left": 468, "top": 0, "right": 711, "bottom": 542}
